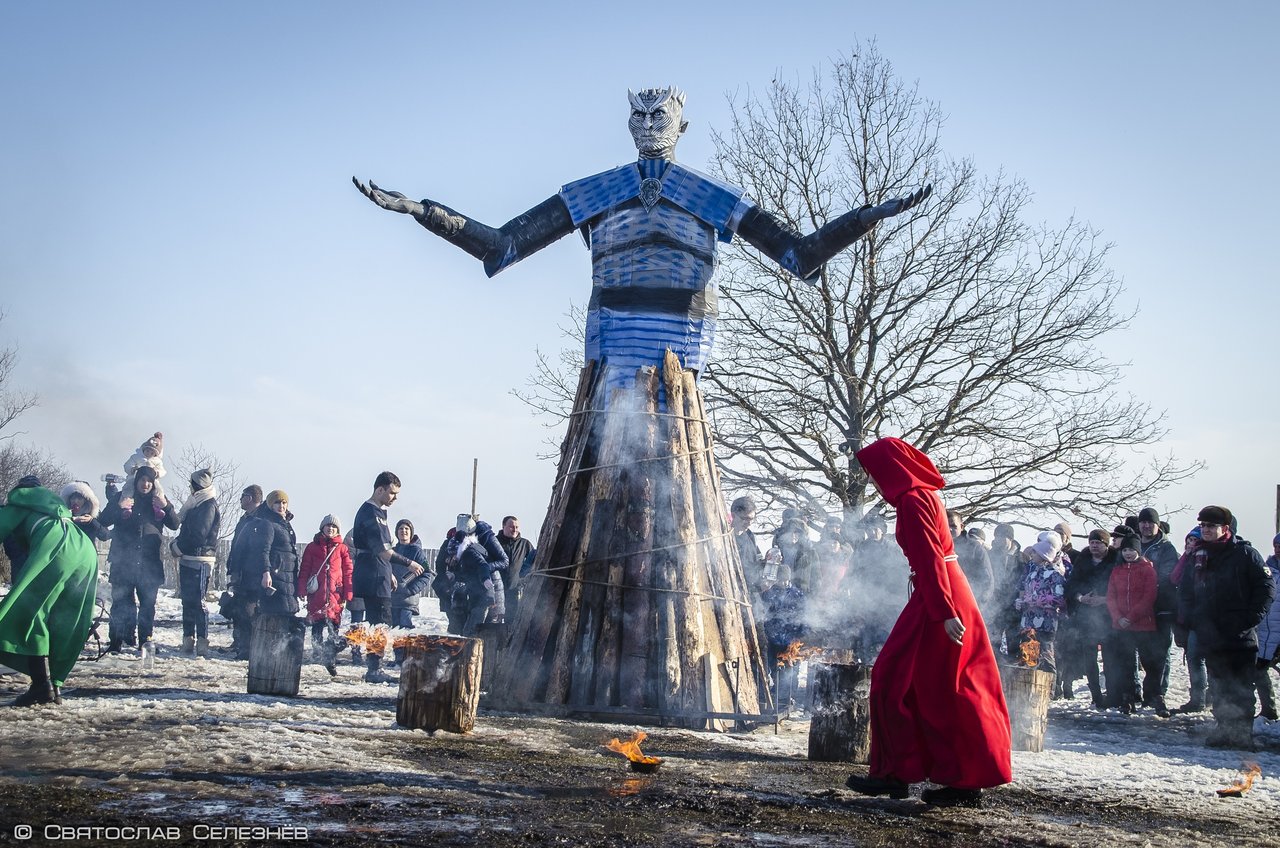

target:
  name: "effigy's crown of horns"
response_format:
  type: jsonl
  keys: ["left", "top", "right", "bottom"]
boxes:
{"left": 628, "top": 86, "right": 686, "bottom": 111}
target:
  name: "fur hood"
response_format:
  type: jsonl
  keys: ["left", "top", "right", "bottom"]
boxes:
{"left": 59, "top": 481, "right": 100, "bottom": 519}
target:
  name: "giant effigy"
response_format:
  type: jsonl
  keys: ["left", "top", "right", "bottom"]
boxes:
{"left": 355, "top": 87, "right": 928, "bottom": 728}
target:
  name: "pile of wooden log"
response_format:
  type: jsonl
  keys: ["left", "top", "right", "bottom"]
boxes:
{"left": 488, "top": 352, "right": 770, "bottom": 729}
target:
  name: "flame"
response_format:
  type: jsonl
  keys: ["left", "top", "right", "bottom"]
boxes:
{"left": 343, "top": 623, "right": 390, "bottom": 656}
{"left": 605, "top": 731, "right": 662, "bottom": 766}
{"left": 1217, "top": 762, "right": 1262, "bottom": 797}
{"left": 776, "top": 640, "right": 823, "bottom": 668}
{"left": 343, "top": 626, "right": 467, "bottom": 657}
{"left": 1019, "top": 630, "right": 1040, "bottom": 667}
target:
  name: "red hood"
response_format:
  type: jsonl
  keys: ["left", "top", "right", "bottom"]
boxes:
{"left": 855, "top": 437, "right": 946, "bottom": 508}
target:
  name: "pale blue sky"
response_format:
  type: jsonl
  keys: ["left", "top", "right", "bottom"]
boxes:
{"left": 2, "top": 2, "right": 1276, "bottom": 543}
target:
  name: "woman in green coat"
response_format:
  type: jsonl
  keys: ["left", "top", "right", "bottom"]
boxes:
{"left": 0, "top": 482, "right": 99, "bottom": 706}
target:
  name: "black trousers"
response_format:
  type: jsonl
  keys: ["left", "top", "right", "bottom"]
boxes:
{"left": 1205, "top": 648, "right": 1258, "bottom": 736}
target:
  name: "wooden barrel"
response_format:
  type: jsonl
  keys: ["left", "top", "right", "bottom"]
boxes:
{"left": 999, "top": 664, "right": 1055, "bottom": 752}
{"left": 247, "top": 614, "right": 305, "bottom": 697}
{"left": 396, "top": 636, "right": 484, "bottom": 734}
{"left": 807, "top": 662, "right": 872, "bottom": 763}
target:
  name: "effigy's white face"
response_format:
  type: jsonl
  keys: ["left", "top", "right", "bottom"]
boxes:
{"left": 628, "top": 87, "right": 687, "bottom": 159}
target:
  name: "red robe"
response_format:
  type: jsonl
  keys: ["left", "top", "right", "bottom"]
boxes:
{"left": 856, "top": 438, "right": 1012, "bottom": 789}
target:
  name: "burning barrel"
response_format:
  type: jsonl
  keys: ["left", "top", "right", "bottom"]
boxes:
{"left": 247, "top": 614, "right": 306, "bottom": 697}
{"left": 807, "top": 661, "right": 872, "bottom": 763}
{"left": 396, "top": 635, "right": 484, "bottom": 734}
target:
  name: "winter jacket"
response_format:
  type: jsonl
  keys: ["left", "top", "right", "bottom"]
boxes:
{"left": 59, "top": 481, "right": 111, "bottom": 543}
{"left": 232, "top": 503, "right": 300, "bottom": 614}
{"left": 1178, "top": 534, "right": 1274, "bottom": 653}
{"left": 99, "top": 483, "right": 179, "bottom": 589}
{"left": 297, "top": 533, "right": 354, "bottom": 624}
{"left": 953, "top": 532, "right": 995, "bottom": 607}
{"left": 761, "top": 584, "right": 806, "bottom": 648}
{"left": 1139, "top": 532, "right": 1180, "bottom": 617}
{"left": 497, "top": 531, "right": 535, "bottom": 589}
{"left": 457, "top": 522, "right": 509, "bottom": 609}
{"left": 225, "top": 509, "right": 257, "bottom": 584}
{"left": 1065, "top": 547, "right": 1116, "bottom": 640}
{"left": 1259, "top": 554, "right": 1280, "bottom": 663}
{"left": 391, "top": 537, "right": 434, "bottom": 613}
{"left": 433, "top": 530, "right": 461, "bottom": 613}
{"left": 1016, "top": 557, "right": 1069, "bottom": 635}
{"left": 1107, "top": 557, "right": 1157, "bottom": 632}
{"left": 174, "top": 488, "right": 220, "bottom": 565}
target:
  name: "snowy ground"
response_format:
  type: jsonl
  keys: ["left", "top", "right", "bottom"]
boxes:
{"left": 1, "top": 584, "right": 1277, "bottom": 847}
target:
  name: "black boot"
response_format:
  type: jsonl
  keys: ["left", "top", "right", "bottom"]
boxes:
{"left": 845, "top": 774, "right": 909, "bottom": 799}
{"left": 12, "top": 656, "right": 57, "bottom": 707}
{"left": 922, "top": 786, "right": 983, "bottom": 807}
{"left": 364, "top": 653, "right": 394, "bottom": 684}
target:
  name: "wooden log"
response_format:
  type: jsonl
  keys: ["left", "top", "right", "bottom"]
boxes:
{"left": 475, "top": 622, "right": 507, "bottom": 691}
{"left": 501, "top": 365, "right": 603, "bottom": 705}
{"left": 396, "top": 636, "right": 484, "bottom": 735}
{"left": 662, "top": 351, "right": 707, "bottom": 722}
{"left": 619, "top": 366, "right": 659, "bottom": 708}
{"left": 807, "top": 662, "right": 873, "bottom": 763}
{"left": 999, "top": 664, "right": 1055, "bottom": 752}
{"left": 247, "top": 614, "right": 305, "bottom": 697}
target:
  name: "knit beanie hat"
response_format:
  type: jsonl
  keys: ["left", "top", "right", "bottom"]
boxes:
{"left": 266, "top": 489, "right": 289, "bottom": 506}
{"left": 15, "top": 474, "right": 42, "bottom": 489}
{"left": 140, "top": 431, "right": 164, "bottom": 456}
{"left": 1087, "top": 528, "right": 1111, "bottom": 545}
{"left": 1138, "top": 507, "right": 1160, "bottom": 525}
{"left": 1186, "top": 527, "right": 1202, "bottom": 541}
{"left": 1119, "top": 535, "right": 1142, "bottom": 552}
{"left": 396, "top": 518, "right": 415, "bottom": 538}
{"left": 189, "top": 468, "right": 213, "bottom": 491}
{"left": 1112, "top": 525, "right": 1131, "bottom": 539}
{"left": 319, "top": 513, "right": 342, "bottom": 533}
{"left": 1032, "top": 530, "right": 1063, "bottom": 561}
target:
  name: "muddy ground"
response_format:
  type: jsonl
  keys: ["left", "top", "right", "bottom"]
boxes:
{"left": 0, "top": 696, "right": 1272, "bottom": 848}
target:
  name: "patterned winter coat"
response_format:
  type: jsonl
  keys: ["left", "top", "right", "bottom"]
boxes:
{"left": 1016, "top": 557, "right": 1069, "bottom": 635}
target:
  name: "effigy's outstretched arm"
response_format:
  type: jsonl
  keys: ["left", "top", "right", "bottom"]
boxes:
{"left": 736, "top": 185, "right": 931, "bottom": 282}
{"left": 353, "top": 178, "right": 576, "bottom": 277}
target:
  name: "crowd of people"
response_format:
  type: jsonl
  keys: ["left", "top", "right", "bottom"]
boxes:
{"left": 730, "top": 493, "right": 1279, "bottom": 751}
{"left": 1, "top": 430, "right": 1276, "bottom": 756}
{"left": 0, "top": 431, "right": 537, "bottom": 690}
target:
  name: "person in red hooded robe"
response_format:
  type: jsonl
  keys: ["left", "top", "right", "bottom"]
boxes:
{"left": 844, "top": 437, "right": 1012, "bottom": 806}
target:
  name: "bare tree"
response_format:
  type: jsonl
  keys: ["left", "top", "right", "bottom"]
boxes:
{"left": 703, "top": 46, "right": 1199, "bottom": 526}
{"left": 0, "top": 314, "right": 69, "bottom": 497}
{"left": 167, "top": 443, "right": 245, "bottom": 545}
{"left": 510, "top": 303, "right": 587, "bottom": 460}
{"left": 513, "top": 47, "right": 1200, "bottom": 529}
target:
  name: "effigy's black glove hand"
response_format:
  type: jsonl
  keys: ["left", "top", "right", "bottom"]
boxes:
{"left": 860, "top": 184, "right": 932, "bottom": 224}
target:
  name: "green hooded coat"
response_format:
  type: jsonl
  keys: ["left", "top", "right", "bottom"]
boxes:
{"left": 0, "top": 486, "right": 99, "bottom": 686}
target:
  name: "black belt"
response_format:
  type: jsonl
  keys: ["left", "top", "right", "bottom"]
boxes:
{"left": 593, "top": 287, "right": 701, "bottom": 313}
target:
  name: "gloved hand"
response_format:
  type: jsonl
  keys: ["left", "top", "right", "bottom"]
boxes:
{"left": 858, "top": 184, "right": 932, "bottom": 225}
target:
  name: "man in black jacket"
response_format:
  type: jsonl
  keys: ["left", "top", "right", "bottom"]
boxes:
{"left": 497, "top": 515, "right": 535, "bottom": 624}
{"left": 173, "top": 469, "right": 221, "bottom": 657}
{"left": 1136, "top": 507, "right": 1179, "bottom": 712}
{"left": 224, "top": 484, "right": 263, "bottom": 658}
{"left": 1178, "top": 505, "right": 1275, "bottom": 749}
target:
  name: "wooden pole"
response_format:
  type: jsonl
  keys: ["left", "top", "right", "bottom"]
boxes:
{"left": 1274, "top": 484, "right": 1278, "bottom": 535}
{"left": 471, "top": 458, "right": 478, "bottom": 517}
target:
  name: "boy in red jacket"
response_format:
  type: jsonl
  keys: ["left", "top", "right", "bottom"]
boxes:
{"left": 1105, "top": 536, "right": 1164, "bottom": 714}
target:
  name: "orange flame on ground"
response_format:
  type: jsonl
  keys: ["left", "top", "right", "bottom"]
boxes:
{"left": 776, "top": 640, "right": 823, "bottom": 668}
{"left": 605, "top": 731, "right": 662, "bottom": 766}
{"left": 1217, "top": 762, "right": 1262, "bottom": 797}
{"left": 1019, "top": 630, "right": 1041, "bottom": 668}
